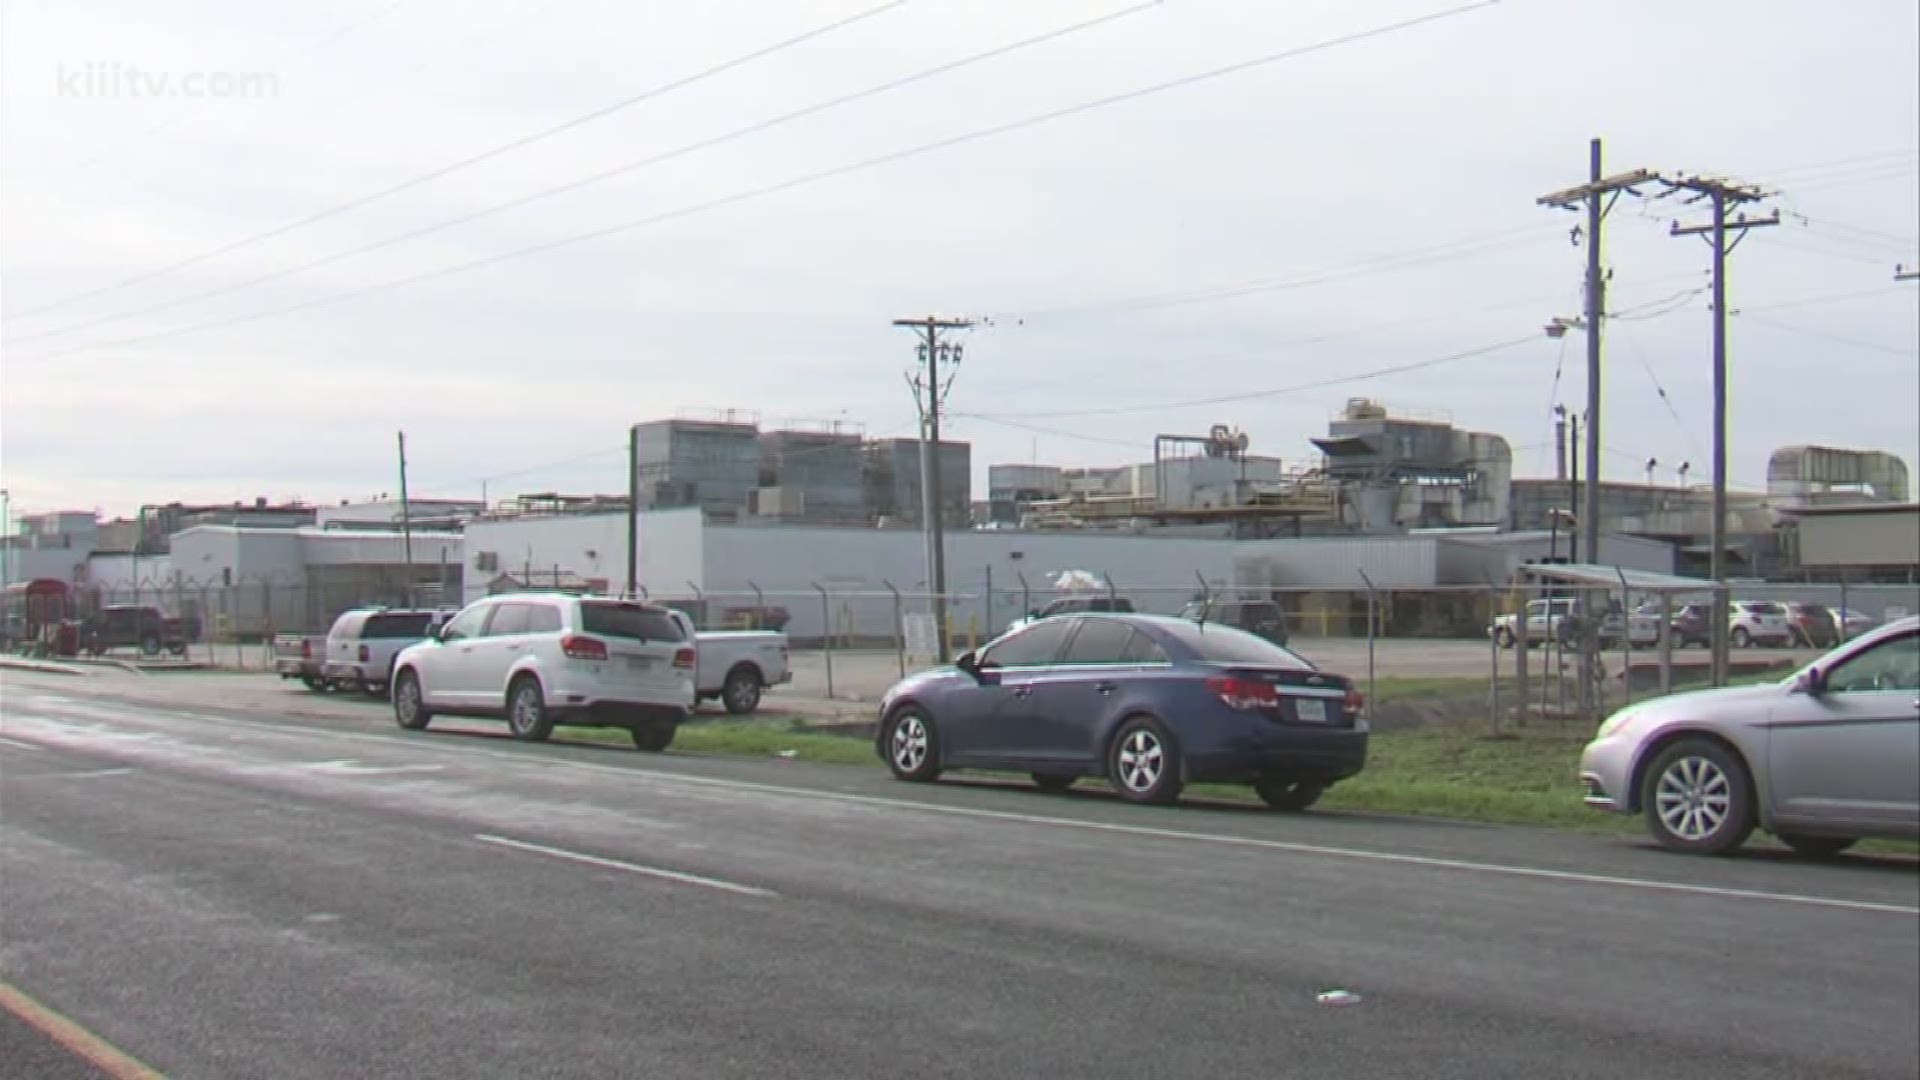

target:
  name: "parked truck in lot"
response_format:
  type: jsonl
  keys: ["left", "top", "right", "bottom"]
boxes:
{"left": 273, "top": 632, "right": 331, "bottom": 690}
{"left": 666, "top": 609, "right": 791, "bottom": 714}
{"left": 79, "top": 605, "right": 199, "bottom": 657}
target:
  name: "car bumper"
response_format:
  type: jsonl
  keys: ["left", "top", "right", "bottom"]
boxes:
{"left": 1186, "top": 725, "right": 1369, "bottom": 784}
{"left": 544, "top": 679, "right": 696, "bottom": 714}
{"left": 324, "top": 663, "right": 372, "bottom": 683}
{"left": 1577, "top": 733, "right": 1637, "bottom": 813}
{"left": 274, "top": 659, "right": 318, "bottom": 678}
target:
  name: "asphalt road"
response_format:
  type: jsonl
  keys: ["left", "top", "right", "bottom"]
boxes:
{"left": 2, "top": 669, "right": 1916, "bottom": 1079}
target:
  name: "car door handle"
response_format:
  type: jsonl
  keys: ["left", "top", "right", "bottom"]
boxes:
{"left": 1011, "top": 686, "right": 1032, "bottom": 698}
{"left": 1094, "top": 682, "right": 1117, "bottom": 695}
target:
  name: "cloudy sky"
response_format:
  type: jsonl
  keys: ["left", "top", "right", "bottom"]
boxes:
{"left": 2, "top": 0, "right": 1915, "bottom": 519}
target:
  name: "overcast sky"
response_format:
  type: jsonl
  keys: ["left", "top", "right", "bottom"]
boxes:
{"left": 2, "top": 0, "right": 1915, "bottom": 520}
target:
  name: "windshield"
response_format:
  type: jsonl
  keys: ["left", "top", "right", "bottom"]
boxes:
{"left": 578, "top": 602, "right": 684, "bottom": 642}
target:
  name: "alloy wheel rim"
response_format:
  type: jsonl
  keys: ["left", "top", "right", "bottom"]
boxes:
{"left": 397, "top": 679, "right": 418, "bottom": 720}
{"left": 727, "top": 676, "right": 757, "bottom": 710}
{"left": 892, "top": 715, "right": 928, "bottom": 771}
{"left": 512, "top": 687, "right": 540, "bottom": 732}
{"left": 1655, "top": 756, "right": 1731, "bottom": 840}
{"left": 1117, "top": 729, "right": 1163, "bottom": 792}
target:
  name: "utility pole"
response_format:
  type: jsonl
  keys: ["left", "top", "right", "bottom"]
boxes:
{"left": 1538, "top": 141, "right": 1655, "bottom": 570}
{"left": 626, "top": 424, "right": 640, "bottom": 599}
{"left": 0, "top": 488, "right": 11, "bottom": 590}
{"left": 893, "top": 315, "right": 972, "bottom": 659}
{"left": 1665, "top": 175, "right": 1777, "bottom": 687}
{"left": 398, "top": 431, "right": 415, "bottom": 606}
{"left": 1567, "top": 413, "right": 1581, "bottom": 563}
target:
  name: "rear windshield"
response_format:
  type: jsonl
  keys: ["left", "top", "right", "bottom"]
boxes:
{"left": 1156, "top": 620, "right": 1314, "bottom": 669}
{"left": 579, "top": 602, "right": 684, "bottom": 642}
{"left": 364, "top": 613, "right": 435, "bottom": 639}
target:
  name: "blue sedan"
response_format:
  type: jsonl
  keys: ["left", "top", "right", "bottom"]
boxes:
{"left": 873, "top": 613, "right": 1367, "bottom": 809}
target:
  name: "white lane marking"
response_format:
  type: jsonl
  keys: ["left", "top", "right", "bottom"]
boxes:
{"left": 299, "top": 759, "right": 445, "bottom": 776}
{"left": 52, "top": 767, "right": 136, "bottom": 780}
{"left": 0, "top": 736, "right": 44, "bottom": 751}
{"left": 18, "top": 693, "right": 1917, "bottom": 918}
{"left": 473, "top": 834, "right": 776, "bottom": 899}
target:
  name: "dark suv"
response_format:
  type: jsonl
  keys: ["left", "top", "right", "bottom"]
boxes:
{"left": 79, "top": 605, "right": 198, "bottom": 657}
{"left": 1179, "top": 599, "right": 1290, "bottom": 647}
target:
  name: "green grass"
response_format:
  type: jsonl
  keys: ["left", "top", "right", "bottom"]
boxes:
{"left": 550, "top": 714, "right": 1918, "bottom": 855}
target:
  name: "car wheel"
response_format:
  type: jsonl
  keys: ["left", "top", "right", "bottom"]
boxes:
{"left": 1254, "top": 777, "right": 1327, "bottom": 812}
{"left": 883, "top": 706, "right": 941, "bottom": 782}
{"left": 631, "top": 718, "right": 677, "bottom": 752}
{"left": 1494, "top": 627, "right": 1515, "bottom": 649}
{"left": 1777, "top": 833, "right": 1856, "bottom": 859}
{"left": 392, "top": 670, "right": 432, "bottom": 730}
{"left": 301, "top": 673, "right": 330, "bottom": 693}
{"left": 1731, "top": 627, "right": 1751, "bottom": 649}
{"left": 1641, "top": 739, "right": 1755, "bottom": 855}
{"left": 720, "top": 665, "right": 763, "bottom": 715}
{"left": 140, "top": 634, "right": 161, "bottom": 656}
{"left": 1032, "top": 773, "right": 1075, "bottom": 794}
{"left": 169, "top": 643, "right": 187, "bottom": 657}
{"left": 507, "top": 677, "right": 554, "bottom": 742}
{"left": 1108, "top": 716, "right": 1182, "bottom": 806}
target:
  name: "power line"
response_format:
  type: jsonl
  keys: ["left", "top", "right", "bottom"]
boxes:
{"left": 4, "top": 0, "right": 1502, "bottom": 364}
{"left": 957, "top": 332, "right": 1541, "bottom": 421}
{"left": 1737, "top": 286, "right": 1905, "bottom": 314}
{"left": 7, "top": 0, "right": 1167, "bottom": 346}
{"left": 3, "top": 0, "right": 910, "bottom": 326}
{"left": 1738, "top": 313, "right": 1919, "bottom": 358}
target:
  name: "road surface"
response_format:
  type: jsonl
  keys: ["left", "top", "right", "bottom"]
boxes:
{"left": 2, "top": 669, "right": 1915, "bottom": 1079}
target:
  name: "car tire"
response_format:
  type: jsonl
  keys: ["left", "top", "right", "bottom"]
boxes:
{"left": 506, "top": 676, "right": 554, "bottom": 742}
{"left": 1777, "top": 833, "right": 1857, "bottom": 859}
{"left": 1031, "top": 772, "right": 1075, "bottom": 794}
{"left": 301, "top": 673, "right": 330, "bottom": 693}
{"left": 392, "top": 670, "right": 432, "bottom": 731}
{"left": 169, "top": 643, "right": 187, "bottom": 657}
{"left": 882, "top": 706, "right": 941, "bottom": 782}
{"left": 1108, "top": 716, "right": 1183, "bottom": 806}
{"left": 1640, "top": 738, "right": 1755, "bottom": 855}
{"left": 631, "top": 718, "right": 677, "bottom": 752}
{"left": 1494, "top": 627, "right": 1515, "bottom": 650}
{"left": 720, "top": 665, "right": 763, "bottom": 716}
{"left": 140, "top": 634, "right": 161, "bottom": 656}
{"left": 1731, "top": 627, "right": 1751, "bottom": 649}
{"left": 1254, "top": 777, "right": 1327, "bottom": 812}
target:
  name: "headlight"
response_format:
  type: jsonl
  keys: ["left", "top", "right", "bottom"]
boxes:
{"left": 1595, "top": 708, "right": 1637, "bottom": 739}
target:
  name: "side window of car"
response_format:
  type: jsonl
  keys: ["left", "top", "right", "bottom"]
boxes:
{"left": 982, "top": 619, "right": 1075, "bottom": 668}
{"left": 1059, "top": 619, "right": 1138, "bottom": 665}
{"left": 524, "top": 604, "right": 562, "bottom": 634}
{"left": 439, "top": 605, "right": 490, "bottom": 642}
{"left": 1118, "top": 630, "right": 1169, "bottom": 665}
{"left": 484, "top": 603, "right": 531, "bottom": 637}
{"left": 1825, "top": 633, "right": 1920, "bottom": 693}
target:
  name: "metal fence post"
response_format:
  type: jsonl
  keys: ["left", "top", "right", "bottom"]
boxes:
{"left": 884, "top": 579, "right": 905, "bottom": 678}
{"left": 1017, "top": 571, "right": 1030, "bottom": 621}
{"left": 1483, "top": 577, "right": 1501, "bottom": 734}
{"left": 1104, "top": 572, "right": 1117, "bottom": 606}
{"left": 1615, "top": 566, "right": 1635, "bottom": 709}
{"left": 748, "top": 581, "right": 765, "bottom": 630}
{"left": 983, "top": 565, "right": 993, "bottom": 641}
{"left": 1512, "top": 574, "right": 1530, "bottom": 727}
{"left": 1195, "top": 570, "right": 1212, "bottom": 615}
{"left": 812, "top": 582, "right": 834, "bottom": 699}
{"left": 1356, "top": 570, "right": 1377, "bottom": 723}
{"left": 685, "top": 581, "right": 703, "bottom": 630}
{"left": 1659, "top": 590, "right": 1674, "bottom": 695}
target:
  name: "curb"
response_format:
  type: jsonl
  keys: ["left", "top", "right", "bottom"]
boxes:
{"left": 0, "top": 658, "right": 95, "bottom": 677}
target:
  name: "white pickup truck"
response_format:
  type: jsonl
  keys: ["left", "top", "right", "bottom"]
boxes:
{"left": 665, "top": 609, "right": 792, "bottom": 715}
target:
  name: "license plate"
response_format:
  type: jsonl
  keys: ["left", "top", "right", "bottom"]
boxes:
{"left": 625, "top": 656, "right": 653, "bottom": 671}
{"left": 1294, "top": 698, "right": 1328, "bottom": 723}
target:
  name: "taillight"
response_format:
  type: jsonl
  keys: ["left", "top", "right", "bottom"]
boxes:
{"left": 358, "top": 644, "right": 370, "bottom": 662}
{"left": 672, "top": 647, "right": 696, "bottom": 669}
{"left": 1205, "top": 675, "right": 1279, "bottom": 710}
{"left": 301, "top": 640, "right": 311, "bottom": 658}
{"left": 1344, "top": 687, "right": 1366, "bottom": 716}
{"left": 560, "top": 635, "right": 608, "bottom": 661}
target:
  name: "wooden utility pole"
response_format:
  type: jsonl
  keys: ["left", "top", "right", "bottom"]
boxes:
{"left": 626, "top": 424, "right": 641, "bottom": 599}
{"left": 397, "top": 431, "right": 415, "bottom": 605}
{"left": 1666, "top": 177, "right": 1777, "bottom": 687}
{"left": 893, "top": 315, "right": 972, "bottom": 659}
{"left": 1538, "top": 141, "right": 1655, "bottom": 570}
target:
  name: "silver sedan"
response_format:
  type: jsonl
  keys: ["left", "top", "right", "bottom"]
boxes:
{"left": 1580, "top": 616, "right": 1920, "bottom": 856}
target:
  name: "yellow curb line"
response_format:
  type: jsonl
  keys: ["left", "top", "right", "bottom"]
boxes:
{"left": 0, "top": 979, "right": 166, "bottom": 1079}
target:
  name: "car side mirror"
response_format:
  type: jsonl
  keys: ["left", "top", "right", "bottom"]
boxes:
{"left": 1795, "top": 668, "right": 1826, "bottom": 695}
{"left": 1027, "top": 609, "right": 1040, "bottom": 619}
{"left": 954, "top": 650, "right": 979, "bottom": 675}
